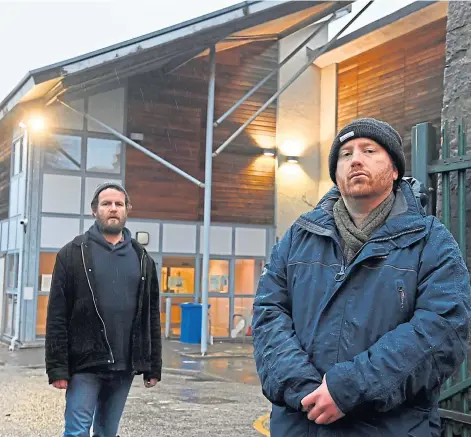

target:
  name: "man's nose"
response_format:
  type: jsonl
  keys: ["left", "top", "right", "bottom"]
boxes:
{"left": 350, "top": 150, "right": 364, "bottom": 166}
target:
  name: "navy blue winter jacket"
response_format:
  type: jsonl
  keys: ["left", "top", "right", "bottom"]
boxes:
{"left": 252, "top": 179, "right": 471, "bottom": 437}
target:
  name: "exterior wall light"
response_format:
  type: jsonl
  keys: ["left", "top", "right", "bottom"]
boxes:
{"left": 136, "top": 231, "right": 149, "bottom": 246}
{"left": 263, "top": 148, "right": 276, "bottom": 157}
{"left": 19, "top": 116, "right": 46, "bottom": 132}
{"left": 286, "top": 156, "right": 299, "bottom": 164}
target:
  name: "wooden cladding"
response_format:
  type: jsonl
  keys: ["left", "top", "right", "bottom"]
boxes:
{"left": 126, "top": 41, "right": 277, "bottom": 224}
{"left": 337, "top": 18, "right": 446, "bottom": 173}
{"left": 0, "top": 121, "right": 11, "bottom": 220}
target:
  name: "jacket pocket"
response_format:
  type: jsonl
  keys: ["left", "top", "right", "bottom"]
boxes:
{"left": 396, "top": 279, "right": 409, "bottom": 312}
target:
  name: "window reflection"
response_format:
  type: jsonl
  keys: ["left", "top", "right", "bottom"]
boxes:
{"left": 86, "top": 138, "right": 121, "bottom": 174}
{"left": 44, "top": 135, "right": 82, "bottom": 171}
{"left": 207, "top": 260, "right": 229, "bottom": 293}
{"left": 235, "top": 259, "right": 264, "bottom": 295}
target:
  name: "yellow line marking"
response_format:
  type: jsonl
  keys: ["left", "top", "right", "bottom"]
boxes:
{"left": 253, "top": 413, "right": 270, "bottom": 436}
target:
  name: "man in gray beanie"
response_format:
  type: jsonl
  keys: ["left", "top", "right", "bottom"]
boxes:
{"left": 253, "top": 117, "right": 470, "bottom": 437}
{"left": 46, "top": 182, "right": 162, "bottom": 437}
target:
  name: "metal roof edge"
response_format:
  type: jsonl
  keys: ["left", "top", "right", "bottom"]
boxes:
{"left": 312, "top": 1, "right": 439, "bottom": 58}
{"left": 0, "top": 1, "right": 261, "bottom": 115}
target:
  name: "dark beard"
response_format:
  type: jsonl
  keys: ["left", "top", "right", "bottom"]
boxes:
{"left": 96, "top": 217, "right": 124, "bottom": 235}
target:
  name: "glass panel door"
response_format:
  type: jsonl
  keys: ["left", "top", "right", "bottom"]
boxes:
{"left": 161, "top": 256, "right": 195, "bottom": 337}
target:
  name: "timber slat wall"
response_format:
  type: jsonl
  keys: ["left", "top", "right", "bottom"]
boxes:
{"left": 127, "top": 41, "right": 277, "bottom": 224}
{"left": 0, "top": 120, "right": 11, "bottom": 220}
{"left": 337, "top": 18, "right": 446, "bottom": 173}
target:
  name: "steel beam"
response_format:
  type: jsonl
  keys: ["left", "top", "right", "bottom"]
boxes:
{"left": 213, "top": 4, "right": 340, "bottom": 128}
{"left": 57, "top": 100, "right": 204, "bottom": 188}
{"left": 212, "top": 0, "right": 374, "bottom": 158}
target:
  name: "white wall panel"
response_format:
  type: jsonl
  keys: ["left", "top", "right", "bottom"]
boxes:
{"left": 42, "top": 174, "right": 82, "bottom": 214}
{"left": 235, "top": 228, "right": 267, "bottom": 257}
{"left": 1, "top": 221, "right": 8, "bottom": 251}
{"left": 162, "top": 224, "right": 196, "bottom": 253}
{"left": 83, "top": 177, "right": 122, "bottom": 214}
{"left": 41, "top": 217, "right": 80, "bottom": 248}
{"left": 199, "top": 226, "right": 232, "bottom": 255}
{"left": 126, "top": 221, "right": 160, "bottom": 252}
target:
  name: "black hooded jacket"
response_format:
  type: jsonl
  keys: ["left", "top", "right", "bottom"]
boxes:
{"left": 45, "top": 230, "right": 162, "bottom": 384}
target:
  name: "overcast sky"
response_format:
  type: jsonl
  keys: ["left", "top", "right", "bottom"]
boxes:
{"left": 0, "top": 0, "right": 240, "bottom": 102}
{"left": 0, "top": 0, "right": 418, "bottom": 104}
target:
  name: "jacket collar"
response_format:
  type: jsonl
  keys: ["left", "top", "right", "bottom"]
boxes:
{"left": 72, "top": 229, "right": 147, "bottom": 258}
{"left": 296, "top": 179, "right": 427, "bottom": 247}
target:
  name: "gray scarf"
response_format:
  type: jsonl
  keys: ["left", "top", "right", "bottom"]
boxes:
{"left": 333, "top": 192, "right": 395, "bottom": 263}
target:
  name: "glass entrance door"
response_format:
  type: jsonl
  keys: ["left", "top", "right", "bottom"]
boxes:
{"left": 201, "top": 257, "right": 265, "bottom": 339}
{"left": 160, "top": 256, "right": 196, "bottom": 337}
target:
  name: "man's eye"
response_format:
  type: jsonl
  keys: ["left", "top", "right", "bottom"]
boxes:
{"left": 341, "top": 151, "right": 351, "bottom": 157}
{"left": 365, "top": 148, "right": 375, "bottom": 153}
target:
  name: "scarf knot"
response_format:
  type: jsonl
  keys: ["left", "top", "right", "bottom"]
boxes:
{"left": 333, "top": 192, "right": 395, "bottom": 263}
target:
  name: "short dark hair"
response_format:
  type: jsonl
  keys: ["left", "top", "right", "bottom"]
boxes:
{"left": 91, "top": 182, "right": 131, "bottom": 212}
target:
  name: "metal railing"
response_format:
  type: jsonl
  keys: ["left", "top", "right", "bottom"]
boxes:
{"left": 412, "top": 120, "right": 470, "bottom": 436}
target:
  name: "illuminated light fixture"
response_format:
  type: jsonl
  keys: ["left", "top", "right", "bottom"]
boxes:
{"left": 136, "top": 231, "right": 149, "bottom": 246}
{"left": 286, "top": 156, "right": 299, "bottom": 164}
{"left": 262, "top": 148, "right": 276, "bottom": 157}
{"left": 29, "top": 116, "right": 46, "bottom": 132}
{"left": 19, "top": 116, "right": 46, "bottom": 132}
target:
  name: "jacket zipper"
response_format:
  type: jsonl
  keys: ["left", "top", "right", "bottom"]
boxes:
{"left": 399, "top": 286, "right": 406, "bottom": 310}
{"left": 131, "top": 251, "right": 146, "bottom": 374}
{"left": 81, "top": 243, "right": 114, "bottom": 364}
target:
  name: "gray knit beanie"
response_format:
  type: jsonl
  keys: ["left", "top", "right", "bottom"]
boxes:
{"left": 329, "top": 118, "right": 405, "bottom": 185}
{"left": 91, "top": 182, "right": 130, "bottom": 209}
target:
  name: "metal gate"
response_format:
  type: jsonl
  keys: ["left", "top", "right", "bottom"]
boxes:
{"left": 412, "top": 121, "right": 471, "bottom": 436}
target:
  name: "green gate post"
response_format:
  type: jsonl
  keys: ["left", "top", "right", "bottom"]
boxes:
{"left": 411, "top": 122, "right": 438, "bottom": 215}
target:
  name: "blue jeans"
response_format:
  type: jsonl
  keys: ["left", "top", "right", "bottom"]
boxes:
{"left": 63, "top": 372, "right": 134, "bottom": 437}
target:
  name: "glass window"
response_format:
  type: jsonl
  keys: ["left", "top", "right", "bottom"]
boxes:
{"left": 207, "top": 260, "right": 229, "bottom": 294}
{"left": 86, "top": 138, "right": 121, "bottom": 174}
{"left": 12, "top": 138, "right": 24, "bottom": 175}
{"left": 3, "top": 294, "right": 16, "bottom": 337}
{"left": 208, "top": 297, "right": 230, "bottom": 337}
{"left": 160, "top": 256, "right": 195, "bottom": 338}
{"left": 234, "top": 297, "right": 254, "bottom": 333}
{"left": 235, "top": 259, "right": 264, "bottom": 295}
{"left": 6, "top": 254, "right": 18, "bottom": 289}
{"left": 44, "top": 134, "right": 82, "bottom": 171}
{"left": 161, "top": 257, "right": 195, "bottom": 295}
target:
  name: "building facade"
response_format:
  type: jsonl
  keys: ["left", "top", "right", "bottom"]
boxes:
{"left": 0, "top": 0, "right": 450, "bottom": 346}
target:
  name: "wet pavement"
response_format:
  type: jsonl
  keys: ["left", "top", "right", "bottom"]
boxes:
{"left": 0, "top": 339, "right": 260, "bottom": 386}
{"left": 0, "top": 339, "right": 270, "bottom": 436}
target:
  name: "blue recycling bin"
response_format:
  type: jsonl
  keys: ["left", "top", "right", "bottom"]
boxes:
{"left": 179, "top": 303, "right": 211, "bottom": 344}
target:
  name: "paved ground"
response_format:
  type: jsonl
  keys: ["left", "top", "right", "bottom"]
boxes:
{"left": 0, "top": 340, "right": 271, "bottom": 437}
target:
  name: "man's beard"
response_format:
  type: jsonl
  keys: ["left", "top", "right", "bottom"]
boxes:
{"left": 96, "top": 215, "right": 126, "bottom": 235}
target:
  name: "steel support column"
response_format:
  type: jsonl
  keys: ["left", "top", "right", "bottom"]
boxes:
{"left": 201, "top": 45, "right": 216, "bottom": 355}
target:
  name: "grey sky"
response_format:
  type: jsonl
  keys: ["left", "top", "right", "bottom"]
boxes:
{"left": 0, "top": 0, "right": 240, "bottom": 102}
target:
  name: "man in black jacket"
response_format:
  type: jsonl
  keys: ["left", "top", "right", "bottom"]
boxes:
{"left": 45, "top": 182, "right": 162, "bottom": 437}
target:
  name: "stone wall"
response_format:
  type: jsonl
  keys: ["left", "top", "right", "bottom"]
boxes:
{"left": 440, "top": 1, "right": 471, "bottom": 267}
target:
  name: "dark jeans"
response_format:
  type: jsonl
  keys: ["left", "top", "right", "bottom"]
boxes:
{"left": 63, "top": 372, "right": 134, "bottom": 437}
